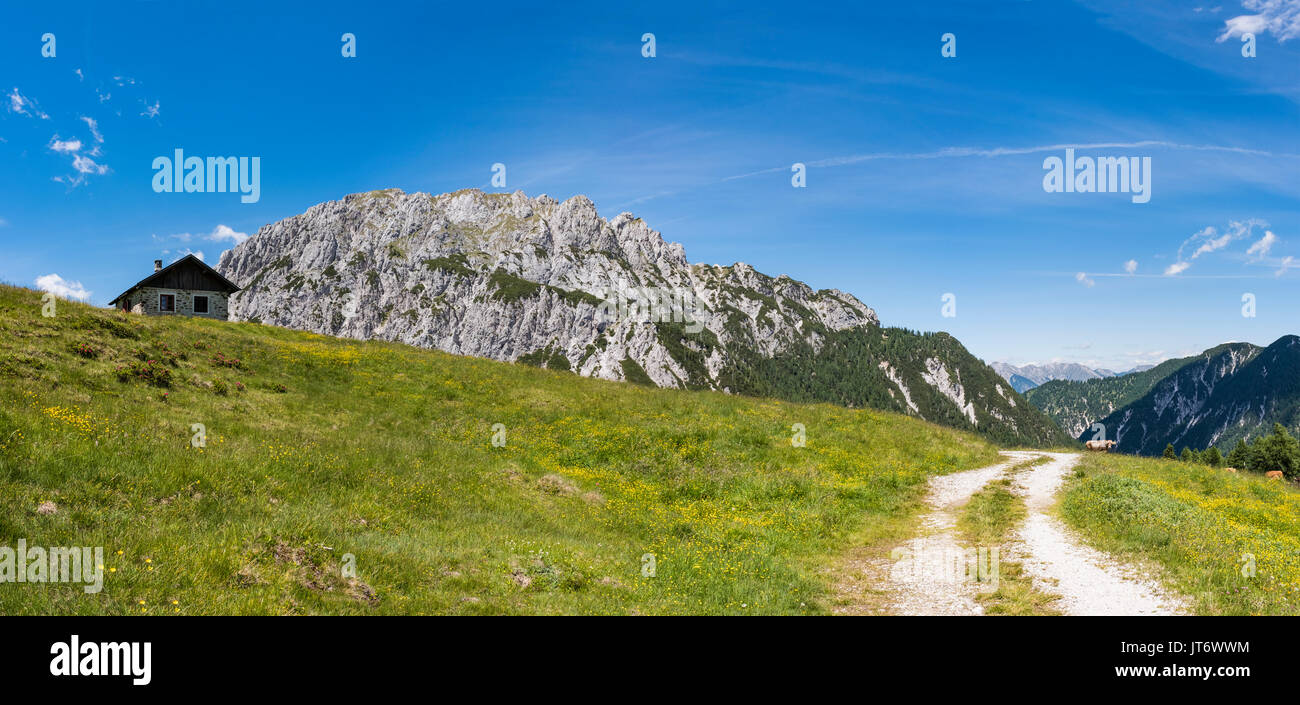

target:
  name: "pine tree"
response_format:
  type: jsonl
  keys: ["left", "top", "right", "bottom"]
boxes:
{"left": 1180, "top": 447, "right": 1194, "bottom": 463}
{"left": 1252, "top": 423, "right": 1300, "bottom": 479}
{"left": 1163, "top": 443, "right": 1177, "bottom": 460}
{"left": 1204, "top": 446, "right": 1222, "bottom": 467}
{"left": 1226, "top": 438, "right": 1249, "bottom": 468}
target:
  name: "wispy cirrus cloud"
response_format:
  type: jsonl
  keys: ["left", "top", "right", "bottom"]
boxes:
{"left": 1073, "top": 219, "right": 1284, "bottom": 281}
{"left": 154, "top": 225, "right": 249, "bottom": 248}
{"left": 80, "top": 116, "right": 103, "bottom": 144}
{"left": 1246, "top": 230, "right": 1278, "bottom": 259}
{"left": 722, "top": 140, "right": 1298, "bottom": 181}
{"left": 71, "top": 154, "right": 109, "bottom": 176}
{"left": 1166, "top": 218, "right": 1268, "bottom": 275}
{"left": 48, "top": 131, "right": 110, "bottom": 187}
{"left": 7, "top": 87, "right": 49, "bottom": 119}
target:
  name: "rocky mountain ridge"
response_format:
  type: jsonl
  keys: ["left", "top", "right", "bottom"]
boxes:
{"left": 1075, "top": 339, "right": 1300, "bottom": 454}
{"left": 217, "top": 188, "right": 1070, "bottom": 446}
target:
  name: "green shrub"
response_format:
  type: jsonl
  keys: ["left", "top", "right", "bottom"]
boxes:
{"left": 212, "top": 352, "right": 242, "bottom": 369}
{"left": 115, "top": 359, "right": 172, "bottom": 387}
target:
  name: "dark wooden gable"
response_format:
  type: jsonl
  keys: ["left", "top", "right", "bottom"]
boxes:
{"left": 150, "top": 258, "right": 235, "bottom": 291}
{"left": 109, "top": 254, "right": 241, "bottom": 305}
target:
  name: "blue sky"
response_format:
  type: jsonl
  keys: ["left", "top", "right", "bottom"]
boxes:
{"left": 1, "top": 0, "right": 1297, "bottom": 370}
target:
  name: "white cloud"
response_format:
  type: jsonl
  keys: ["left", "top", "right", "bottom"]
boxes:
{"left": 80, "top": 116, "right": 103, "bottom": 143}
{"left": 1124, "top": 259, "right": 1138, "bottom": 274}
{"left": 1168, "top": 218, "right": 1268, "bottom": 275}
{"left": 1076, "top": 272, "right": 1096, "bottom": 287}
{"left": 48, "top": 136, "right": 83, "bottom": 154}
{"left": 722, "top": 140, "right": 1297, "bottom": 182}
{"left": 175, "top": 249, "right": 205, "bottom": 262}
{"left": 46, "top": 130, "right": 111, "bottom": 186}
{"left": 1192, "top": 230, "right": 1234, "bottom": 258}
{"left": 74, "top": 69, "right": 84, "bottom": 82}
{"left": 1217, "top": 0, "right": 1300, "bottom": 42}
{"left": 159, "top": 225, "right": 249, "bottom": 247}
{"left": 1247, "top": 230, "right": 1278, "bottom": 259}
{"left": 71, "top": 154, "right": 109, "bottom": 175}
{"left": 208, "top": 224, "right": 249, "bottom": 245}
{"left": 7, "top": 87, "right": 49, "bottom": 119}
{"left": 1277, "top": 255, "right": 1296, "bottom": 277}
{"left": 35, "top": 274, "right": 91, "bottom": 301}
{"left": 1217, "top": 13, "right": 1270, "bottom": 40}
{"left": 140, "top": 101, "right": 160, "bottom": 119}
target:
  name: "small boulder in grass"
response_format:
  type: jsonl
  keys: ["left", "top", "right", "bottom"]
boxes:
{"left": 36, "top": 501, "right": 57, "bottom": 515}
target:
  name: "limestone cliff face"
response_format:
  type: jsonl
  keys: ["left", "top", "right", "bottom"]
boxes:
{"left": 216, "top": 188, "right": 878, "bottom": 388}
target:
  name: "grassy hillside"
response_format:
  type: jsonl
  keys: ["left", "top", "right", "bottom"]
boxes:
{"left": 1023, "top": 355, "right": 1199, "bottom": 438}
{"left": 0, "top": 284, "right": 998, "bottom": 615}
{"left": 1062, "top": 452, "right": 1300, "bottom": 615}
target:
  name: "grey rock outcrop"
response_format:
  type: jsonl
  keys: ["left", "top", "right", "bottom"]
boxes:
{"left": 217, "top": 188, "right": 877, "bottom": 388}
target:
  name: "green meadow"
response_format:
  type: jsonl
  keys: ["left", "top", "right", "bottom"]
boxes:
{"left": 0, "top": 284, "right": 998, "bottom": 615}
{"left": 1062, "top": 452, "right": 1300, "bottom": 615}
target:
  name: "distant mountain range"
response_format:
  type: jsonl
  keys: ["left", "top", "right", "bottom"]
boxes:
{"left": 216, "top": 188, "right": 1071, "bottom": 447}
{"left": 1023, "top": 356, "right": 1203, "bottom": 438}
{"left": 989, "top": 361, "right": 1153, "bottom": 393}
{"left": 1022, "top": 337, "right": 1300, "bottom": 455}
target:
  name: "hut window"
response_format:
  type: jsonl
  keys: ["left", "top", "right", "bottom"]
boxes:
{"left": 159, "top": 293, "right": 175, "bottom": 312}
{"left": 194, "top": 295, "right": 209, "bottom": 314}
